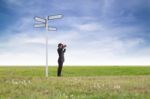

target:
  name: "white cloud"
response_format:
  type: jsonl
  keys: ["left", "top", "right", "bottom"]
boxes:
{"left": 5, "top": 0, "right": 23, "bottom": 6}
{"left": 0, "top": 52, "right": 44, "bottom": 65}
{"left": 1, "top": 18, "right": 149, "bottom": 65}
{"left": 74, "top": 23, "right": 104, "bottom": 32}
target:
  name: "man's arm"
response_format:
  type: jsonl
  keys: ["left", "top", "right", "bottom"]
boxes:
{"left": 63, "top": 48, "right": 66, "bottom": 53}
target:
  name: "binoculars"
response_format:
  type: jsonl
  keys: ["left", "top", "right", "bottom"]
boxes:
{"left": 63, "top": 44, "right": 67, "bottom": 48}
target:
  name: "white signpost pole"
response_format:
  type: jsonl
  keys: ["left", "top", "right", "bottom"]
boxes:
{"left": 45, "top": 17, "right": 48, "bottom": 77}
{"left": 34, "top": 15, "right": 63, "bottom": 77}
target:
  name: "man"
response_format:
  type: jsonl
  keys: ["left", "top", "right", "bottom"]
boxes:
{"left": 57, "top": 43, "right": 66, "bottom": 76}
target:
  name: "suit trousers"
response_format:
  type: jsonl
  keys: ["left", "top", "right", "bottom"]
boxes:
{"left": 57, "top": 60, "right": 64, "bottom": 76}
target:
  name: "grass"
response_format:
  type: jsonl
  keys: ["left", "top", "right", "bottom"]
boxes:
{"left": 0, "top": 66, "right": 150, "bottom": 99}
{"left": 0, "top": 66, "right": 150, "bottom": 77}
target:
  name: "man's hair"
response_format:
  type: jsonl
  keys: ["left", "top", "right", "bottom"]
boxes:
{"left": 58, "top": 43, "right": 63, "bottom": 47}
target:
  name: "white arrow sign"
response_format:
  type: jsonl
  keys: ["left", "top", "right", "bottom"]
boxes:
{"left": 34, "top": 17, "right": 46, "bottom": 23}
{"left": 48, "top": 15, "right": 63, "bottom": 20}
{"left": 48, "top": 27, "right": 57, "bottom": 31}
{"left": 34, "top": 24, "right": 46, "bottom": 28}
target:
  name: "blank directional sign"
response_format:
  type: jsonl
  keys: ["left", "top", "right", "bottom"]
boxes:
{"left": 48, "top": 15, "right": 63, "bottom": 20}
{"left": 34, "top": 17, "right": 46, "bottom": 23}
{"left": 34, "top": 24, "right": 46, "bottom": 28}
{"left": 48, "top": 27, "right": 57, "bottom": 31}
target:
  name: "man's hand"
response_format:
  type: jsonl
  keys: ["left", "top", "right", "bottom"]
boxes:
{"left": 63, "top": 45, "right": 67, "bottom": 48}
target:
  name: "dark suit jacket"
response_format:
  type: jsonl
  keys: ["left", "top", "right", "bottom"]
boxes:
{"left": 57, "top": 47, "right": 66, "bottom": 62}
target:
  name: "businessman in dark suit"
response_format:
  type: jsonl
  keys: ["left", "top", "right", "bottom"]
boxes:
{"left": 57, "top": 43, "right": 66, "bottom": 76}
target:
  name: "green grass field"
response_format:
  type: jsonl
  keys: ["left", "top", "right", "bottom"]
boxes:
{"left": 0, "top": 66, "right": 150, "bottom": 99}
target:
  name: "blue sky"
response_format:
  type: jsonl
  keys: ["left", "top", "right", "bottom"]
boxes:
{"left": 0, "top": 0, "right": 150, "bottom": 65}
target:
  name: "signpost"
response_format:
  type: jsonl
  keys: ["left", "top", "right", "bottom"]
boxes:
{"left": 48, "top": 27, "right": 57, "bottom": 31}
{"left": 34, "top": 17, "right": 46, "bottom": 23}
{"left": 48, "top": 15, "right": 63, "bottom": 20}
{"left": 34, "top": 24, "right": 46, "bottom": 28}
{"left": 34, "top": 15, "right": 63, "bottom": 77}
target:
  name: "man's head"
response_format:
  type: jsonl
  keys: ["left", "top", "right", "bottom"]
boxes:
{"left": 58, "top": 43, "right": 63, "bottom": 48}
{"left": 58, "top": 43, "right": 67, "bottom": 48}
